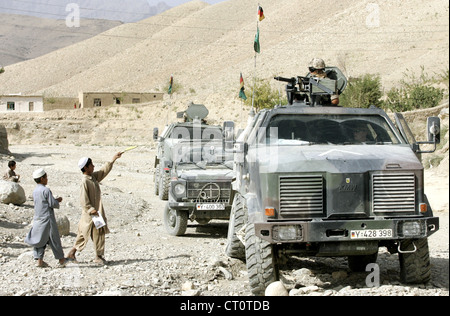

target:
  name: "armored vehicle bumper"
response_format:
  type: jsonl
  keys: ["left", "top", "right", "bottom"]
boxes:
{"left": 169, "top": 201, "right": 231, "bottom": 220}
{"left": 255, "top": 216, "right": 439, "bottom": 244}
{"left": 168, "top": 178, "right": 233, "bottom": 220}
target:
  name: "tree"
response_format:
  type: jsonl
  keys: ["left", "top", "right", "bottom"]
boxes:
{"left": 340, "top": 74, "right": 383, "bottom": 108}
{"left": 384, "top": 67, "right": 445, "bottom": 112}
{"left": 244, "top": 78, "right": 287, "bottom": 110}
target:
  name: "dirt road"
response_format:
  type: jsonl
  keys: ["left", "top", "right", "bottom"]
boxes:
{"left": 0, "top": 144, "right": 448, "bottom": 296}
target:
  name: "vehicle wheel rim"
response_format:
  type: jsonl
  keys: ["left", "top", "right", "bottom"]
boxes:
{"left": 168, "top": 209, "right": 177, "bottom": 228}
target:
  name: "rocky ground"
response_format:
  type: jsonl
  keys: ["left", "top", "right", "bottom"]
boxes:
{"left": 0, "top": 144, "right": 448, "bottom": 297}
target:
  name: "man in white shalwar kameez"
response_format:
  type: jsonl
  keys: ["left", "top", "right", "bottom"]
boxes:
{"left": 24, "top": 168, "right": 66, "bottom": 267}
{"left": 66, "top": 152, "right": 122, "bottom": 264}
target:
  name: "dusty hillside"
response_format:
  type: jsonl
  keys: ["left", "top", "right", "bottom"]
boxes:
{"left": 0, "top": 0, "right": 448, "bottom": 99}
{"left": 0, "top": 0, "right": 448, "bottom": 147}
{"left": 0, "top": 0, "right": 171, "bottom": 23}
{"left": 0, "top": 14, "right": 122, "bottom": 66}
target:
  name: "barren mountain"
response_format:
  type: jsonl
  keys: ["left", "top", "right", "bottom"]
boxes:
{"left": 0, "top": 0, "right": 448, "bottom": 102}
{"left": 0, "top": 0, "right": 171, "bottom": 22}
{"left": 0, "top": 13, "right": 122, "bottom": 66}
{"left": 1, "top": 0, "right": 448, "bottom": 98}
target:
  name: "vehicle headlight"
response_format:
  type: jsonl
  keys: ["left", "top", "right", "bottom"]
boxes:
{"left": 272, "top": 225, "right": 302, "bottom": 242}
{"left": 174, "top": 183, "right": 186, "bottom": 196}
{"left": 398, "top": 221, "right": 424, "bottom": 237}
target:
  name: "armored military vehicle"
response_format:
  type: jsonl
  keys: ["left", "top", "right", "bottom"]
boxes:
{"left": 154, "top": 103, "right": 232, "bottom": 200}
{"left": 164, "top": 136, "right": 235, "bottom": 236}
{"left": 225, "top": 67, "right": 441, "bottom": 295}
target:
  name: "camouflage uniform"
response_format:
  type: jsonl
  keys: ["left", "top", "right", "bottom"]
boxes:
{"left": 308, "top": 58, "right": 339, "bottom": 105}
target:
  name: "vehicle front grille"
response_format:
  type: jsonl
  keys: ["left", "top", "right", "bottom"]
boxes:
{"left": 187, "top": 181, "right": 232, "bottom": 203}
{"left": 372, "top": 173, "right": 416, "bottom": 215}
{"left": 279, "top": 175, "right": 324, "bottom": 218}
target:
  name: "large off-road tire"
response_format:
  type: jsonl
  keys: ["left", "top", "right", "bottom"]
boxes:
{"left": 225, "top": 194, "right": 247, "bottom": 260}
{"left": 154, "top": 164, "right": 160, "bottom": 196}
{"left": 163, "top": 203, "right": 188, "bottom": 236}
{"left": 399, "top": 238, "right": 431, "bottom": 284}
{"left": 348, "top": 252, "right": 378, "bottom": 272}
{"left": 245, "top": 223, "right": 279, "bottom": 296}
{"left": 158, "top": 170, "right": 170, "bottom": 200}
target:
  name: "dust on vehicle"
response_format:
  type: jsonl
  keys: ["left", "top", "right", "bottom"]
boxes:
{"left": 153, "top": 102, "right": 224, "bottom": 200}
{"left": 226, "top": 65, "right": 441, "bottom": 295}
{"left": 154, "top": 102, "right": 235, "bottom": 235}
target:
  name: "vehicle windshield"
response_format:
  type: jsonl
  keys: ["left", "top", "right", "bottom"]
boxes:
{"left": 265, "top": 114, "right": 401, "bottom": 145}
{"left": 173, "top": 140, "right": 233, "bottom": 168}
{"left": 170, "top": 126, "right": 222, "bottom": 140}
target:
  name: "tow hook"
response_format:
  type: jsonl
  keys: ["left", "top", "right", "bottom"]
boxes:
{"left": 398, "top": 241, "right": 417, "bottom": 254}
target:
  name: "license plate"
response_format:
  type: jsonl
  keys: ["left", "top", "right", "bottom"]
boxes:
{"left": 350, "top": 229, "right": 393, "bottom": 239}
{"left": 196, "top": 203, "right": 225, "bottom": 211}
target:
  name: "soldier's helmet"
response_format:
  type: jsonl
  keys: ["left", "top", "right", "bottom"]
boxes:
{"left": 309, "top": 58, "right": 326, "bottom": 70}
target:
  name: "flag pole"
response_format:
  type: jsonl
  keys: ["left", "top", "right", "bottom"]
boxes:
{"left": 252, "top": 3, "right": 264, "bottom": 113}
{"left": 166, "top": 74, "right": 173, "bottom": 125}
{"left": 251, "top": 14, "right": 259, "bottom": 113}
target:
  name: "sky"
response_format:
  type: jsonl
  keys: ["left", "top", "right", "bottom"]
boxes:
{"left": 0, "top": 0, "right": 230, "bottom": 22}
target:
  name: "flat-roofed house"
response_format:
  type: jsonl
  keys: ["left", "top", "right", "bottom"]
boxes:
{"left": 79, "top": 92, "right": 163, "bottom": 108}
{"left": 0, "top": 95, "right": 44, "bottom": 113}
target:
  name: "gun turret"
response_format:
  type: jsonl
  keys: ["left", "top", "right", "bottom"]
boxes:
{"left": 275, "top": 67, "right": 348, "bottom": 107}
{"left": 273, "top": 76, "right": 297, "bottom": 84}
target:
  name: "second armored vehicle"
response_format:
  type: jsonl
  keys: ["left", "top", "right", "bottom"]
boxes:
{"left": 153, "top": 103, "right": 233, "bottom": 200}
{"left": 164, "top": 138, "right": 235, "bottom": 236}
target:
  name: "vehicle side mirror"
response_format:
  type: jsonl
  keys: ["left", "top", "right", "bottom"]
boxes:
{"left": 223, "top": 121, "right": 235, "bottom": 152}
{"left": 153, "top": 127, "right": 159, "bottom": 140}
{"left": 413, "top": 116, "right": 441, "bottom": 154}
{"left": 427, "top": 117, "right": 440, "bottom": 144}
{"left": 233, "top": 142, "right": 248, "bottom": 153}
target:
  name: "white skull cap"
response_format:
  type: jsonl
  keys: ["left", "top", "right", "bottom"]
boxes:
{"left": 33, "top": 168, "right": 46, "bottom": 179}
{"left": 78, "top": 157, "right": 89, "bottom": 169}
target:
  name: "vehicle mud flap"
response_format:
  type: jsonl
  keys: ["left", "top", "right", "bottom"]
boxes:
{"left": 159, "top": 171, "right": 170, "bottom": 200}
{"left": 399, "top": 238, "right": 431, "bottom": 284}
{"left": 225, "top": 194, "right": 247, "bottom": 260}
{"left": 245, "top": 223, "right": 279, "bottom": 296}
{"left": 154, "top": 164, "right": 160, "bottom": 196}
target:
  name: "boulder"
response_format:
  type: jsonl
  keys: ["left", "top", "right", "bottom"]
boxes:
{"left": 0, "top": 180, "right": 26, "bottom": 205}
{"left": 265, "top": 281, "right": 289, "bottom": 296}
{"left": 55, "top": 213, "right": 70, "bottom": 236}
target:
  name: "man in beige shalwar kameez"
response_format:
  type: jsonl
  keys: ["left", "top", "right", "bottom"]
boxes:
{"left": 67, "top": 152, "right": 122, "bottom": 264}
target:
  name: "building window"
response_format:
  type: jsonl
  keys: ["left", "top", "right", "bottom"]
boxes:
{"left": 94, "top": 98, "right": 102, "bottom": 107}
{"left": 7, "top": 102, "right": 15, "bottom": 111}
{"left": 29, "top": 102, "right": 34, "bottom": 111}
{"left": 132, "top": 98, "right": 140, "bottom": 104}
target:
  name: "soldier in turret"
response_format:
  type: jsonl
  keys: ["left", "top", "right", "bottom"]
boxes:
{"left": 308, "top": 58, "right": 327, "bottom": 79}
{"left": 308, "top": 58, "right": 340, "bottom": 106}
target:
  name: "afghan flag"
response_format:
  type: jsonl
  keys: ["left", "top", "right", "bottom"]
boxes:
{"left": 258, "top": 6, "right": 265, "bottom": 21}
{"left": 168, "top": 75, "right": 173, "bottom": 94}
{"left": 254, "top": 26, "right": 260, "bottom": 54}
{"left": 239, "top": 73, "right": 247, "bottom": 100}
